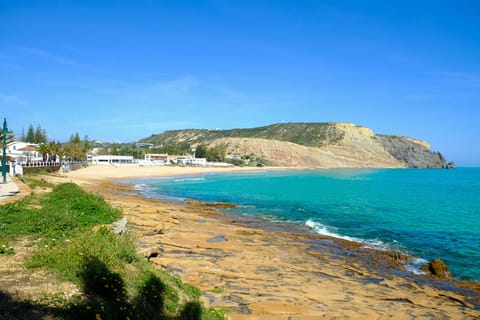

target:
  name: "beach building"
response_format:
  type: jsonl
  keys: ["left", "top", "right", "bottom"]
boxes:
{"left": 89, "top": 155, "right": 136, "bottom": 165}
{"left": 173, "top": 156, "right": 207, "bottom": 166}
{"left": 141, "top": 153, "right": 207, "bottom": 166}
{"left": 174, "top": 156, "right": 190, "bottom": 166}
{"left": 138, "top": 153, "right": 168, "bottom": 166}
{"left": 192, "top": 158, "right": 207, "bottom": 166}
{"left": 145, "top": 153, "right": 168, "bottom": 162}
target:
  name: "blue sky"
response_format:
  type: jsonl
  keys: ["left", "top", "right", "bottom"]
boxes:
{"left": 1, "top": 1, "right": 479, "bottom": 165}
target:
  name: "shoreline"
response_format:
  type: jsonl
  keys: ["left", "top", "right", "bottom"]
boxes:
{"left": 120, "top": 166, "right": 479, "bottom": 283}
{"left": 124, "top": 174, "right": 480, "bottom": 284}
{"left": 61, "top": 165, "right": 480, "bottom": 318}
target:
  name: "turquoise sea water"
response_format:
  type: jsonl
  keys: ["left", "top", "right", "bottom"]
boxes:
{"left": 132, "top": 168, "right": 480, "bottom": 281}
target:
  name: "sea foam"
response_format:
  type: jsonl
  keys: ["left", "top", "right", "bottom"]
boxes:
{"left": 305, "top": 219, "right": 391, "bottom": 251}
{"left": 305, "top": 219, "right": 358, "bottom": 242}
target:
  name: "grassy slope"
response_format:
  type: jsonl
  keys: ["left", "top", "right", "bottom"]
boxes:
{"left": 140, "top": 122, "right": 345, "bottom": 148}
{"left": 140, "top": 123, "right": 447, "bottom": 168}
{"left": 0, "top": 180, "right": 224, "bottom": 320}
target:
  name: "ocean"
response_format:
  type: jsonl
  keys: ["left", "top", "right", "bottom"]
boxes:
{"left": 131, "top": 168, "right": 480, "bottom": 281}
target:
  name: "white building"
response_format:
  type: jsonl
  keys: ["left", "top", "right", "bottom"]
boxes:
{"left": 3, "top": 141, "right": 42, "bottom": 163}
{"left": 89, "top": 155, "right": 136, "bottom": 165}
{"left": 145, "top": 153, "right": 168, "bottom": 162}
{"left": 192, "top": 158, "right": 207, "bottom": 166}
{"left": 175, "top": 156, "right": 191, "bottom": 166}
{"left": 174, "top": 156, "right": 207, "bottom": 166}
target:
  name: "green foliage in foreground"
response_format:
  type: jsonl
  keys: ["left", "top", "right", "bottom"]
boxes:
{"left": 0, "top": 183, "right": 121, "bottom": 247}
{"left": 0, "top": 182, "right": 225, "bottom": 320}
{"left": 17, "top": 172, "right": 56, "bottom": 189}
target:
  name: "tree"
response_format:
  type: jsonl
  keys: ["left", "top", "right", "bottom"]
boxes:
{"left": 26, "top": 124, "right": 35, "bottom": 143}
{"left": 64, "top": 133, "right": 90, "bottom": 161}
{"left": 193, "top": 143, "right": 226, "bottom": 162}
{"left": 208, "top": 144, "right": 226, "bottom": 162}
{"left": 38, "top": 143, "right": 50, "bottom": 162}
{"left": 57, "top": 144, "right": 66, "bottom": 163}
{"left": 70, "top": 132, "right": 81, "bottom": 143}
{"left": 111, "top": 144, "right": 119, "bottom": 155}
{"left": 48, "top": 141, "right": 60, "bottom": 162}
{"left": 34, "top": 125, "right": 47, "bottom": 144}
{"left": 24, "top": 124, "right": 47, "bottom": 143}
{"left": 194, "top": 144, "right": 208, "bottom": 158}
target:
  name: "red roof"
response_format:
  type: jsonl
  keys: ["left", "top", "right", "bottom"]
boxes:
{"left": 18, "top": 146, "right": 39, "bottom": 151}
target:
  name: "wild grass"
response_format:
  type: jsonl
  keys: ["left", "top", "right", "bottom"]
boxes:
{"left": 17, "top": 171, "right": 56, "bottom": 189}
{"left": 0, "top": 182, "right": 225, "bottom": 319}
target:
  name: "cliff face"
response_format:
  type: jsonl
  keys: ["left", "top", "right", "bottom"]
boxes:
{"left": 141, "top": 123, "right": 447, "bottom": 168}
{"left": 375, "top": 135, "right": 446, "bottom": 168}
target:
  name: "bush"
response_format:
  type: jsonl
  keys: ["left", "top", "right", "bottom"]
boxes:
{"left": 1, "top": 181, "right": 226, "bottom": 320}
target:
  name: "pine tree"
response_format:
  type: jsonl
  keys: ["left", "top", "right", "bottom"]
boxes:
{"left": 34, "top": 125, "right": 47, "bottom": 144}
{"left": 26, "top": 124, "right": 35, "bottom": 143}
{"left": 70, "top": 132, "right": 81, "bottom": 143}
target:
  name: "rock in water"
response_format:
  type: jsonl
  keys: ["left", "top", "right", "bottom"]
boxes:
{"left": 421, "top": 259, "right": 452, "bottom": 278}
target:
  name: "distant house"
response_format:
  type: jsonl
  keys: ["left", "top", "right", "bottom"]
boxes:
{"left": 136, "top": 143, "right": 154, "bottom": 149}
{"left": 4, "top": 141, "right": 42, "bottom": 163}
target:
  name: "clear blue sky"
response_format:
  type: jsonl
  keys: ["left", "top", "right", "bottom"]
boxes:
{"left": 1, "top": 1, "right": 479, "bottom": 166}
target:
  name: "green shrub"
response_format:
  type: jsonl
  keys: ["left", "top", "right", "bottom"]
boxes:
{"left": 0, "top": 181, "right": 226, "bottom": 320}
{"left": 41, "top": 183, "right": 121, "bottom": 228}
{"left": 134, "top": 271, "right": 166, "bottom": 320}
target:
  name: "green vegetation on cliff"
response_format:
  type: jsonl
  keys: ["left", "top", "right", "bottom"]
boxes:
{"left": 0, "top": 182, "right": 225, "bottom": 320}
{"left": 140, "top": 122, "right": 345, "bottom": 148}
{"left": 139, "top": 122, "right": 448, "bottom": 168}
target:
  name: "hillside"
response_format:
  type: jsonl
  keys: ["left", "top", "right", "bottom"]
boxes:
{"left": 140, "top": 122, "right": 447, "bottom": 168}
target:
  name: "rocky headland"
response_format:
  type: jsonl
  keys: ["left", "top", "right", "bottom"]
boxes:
{"left": 140, "top": 122, "right": 450, "bottom": 168}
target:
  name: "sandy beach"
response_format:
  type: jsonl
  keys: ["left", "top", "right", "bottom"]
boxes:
{"left": 63, "top": 165, "right": 271, "bottom": 180}
{"left": 50, "top": 165, "right": 480, "bottom": 319}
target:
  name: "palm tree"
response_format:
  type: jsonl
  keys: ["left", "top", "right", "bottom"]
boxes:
{"left": 38, "top": 143, "right": 50, "bottom": 162}
{"left": 57, "top": 147, "right": 66, "bottom": 164}
{"left": 48, "top": 141, "right": 60, "bottom": 163}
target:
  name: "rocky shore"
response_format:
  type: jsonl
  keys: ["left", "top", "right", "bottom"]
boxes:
{"left": 56, "top": 166, "right": 480, "bottom": 319}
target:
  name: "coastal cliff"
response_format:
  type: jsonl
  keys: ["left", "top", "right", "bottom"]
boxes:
{"left": 375, "top": 135, "right": 446, "bottom": 168}
{"left": 141, "top": 122, "right": 448, "bottom": 168}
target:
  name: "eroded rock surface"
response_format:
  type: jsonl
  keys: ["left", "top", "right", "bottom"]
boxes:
{"left": 95, "top": 181, "right": 479, "bottom": 319}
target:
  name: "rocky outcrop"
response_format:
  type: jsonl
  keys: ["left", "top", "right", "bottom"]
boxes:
{"left": 375, "top": 135, "right": 446, "bottom": 168}
{"left": 421, "top": 259, "right": 453, "bottom": 278}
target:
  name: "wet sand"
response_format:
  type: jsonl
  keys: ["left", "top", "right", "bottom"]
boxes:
{"left": 60, "top": 165, "right": 480, "bottom": 319}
